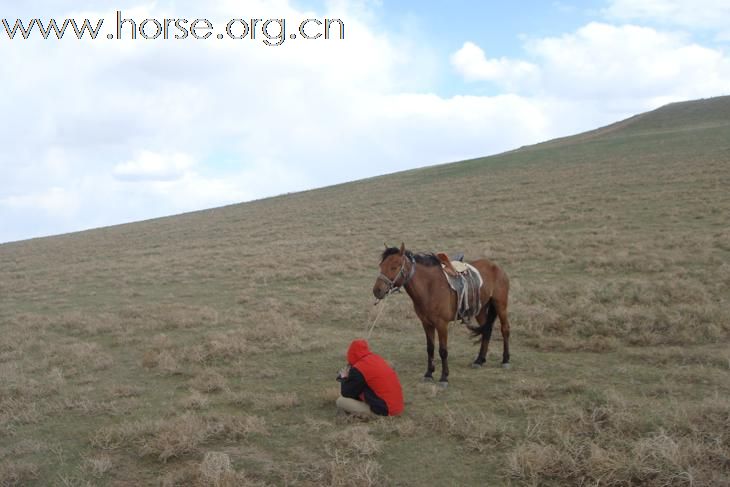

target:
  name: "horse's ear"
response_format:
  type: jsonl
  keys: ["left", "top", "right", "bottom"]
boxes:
{"left": 399, "top": 242, "right": 405, "bottom": 255}
{"left": 384, "top": 242, "right": 389, "bottom": 249}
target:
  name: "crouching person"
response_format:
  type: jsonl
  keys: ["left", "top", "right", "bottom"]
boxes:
{"left": 336, "top": 339, "right": 404, "bottom": 417}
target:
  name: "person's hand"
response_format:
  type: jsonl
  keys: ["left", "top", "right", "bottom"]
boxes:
{"left": 336, "top": 364, "right": 351, "bottom": 381}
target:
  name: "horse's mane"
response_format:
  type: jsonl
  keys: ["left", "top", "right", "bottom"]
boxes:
{"left": 381, "top": 247, "right": 441, "bottom": 267}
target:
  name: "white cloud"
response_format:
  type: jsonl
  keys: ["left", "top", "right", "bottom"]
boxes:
{"left": 1, "top": 187, "right": 79, "bottom": 217}
{"left": 454, "top": 22, "right": 730, "bottom": 107}
{"left": 2, "top": 1, "right": 730, "bottom": 242}
{"left": 113, "top": 151, "right": 195, "bottom": 182}
{"left": 604, "top": 0, "right": 730, "bottom": 32}
{"left": 451, "top": 42, "right": 541, "bottom": 92}
{"left": 529, "top": 22, "right": 730, "bottom": 100}
{"left": 3, "top": 0, "right": 558, "bottom": 242}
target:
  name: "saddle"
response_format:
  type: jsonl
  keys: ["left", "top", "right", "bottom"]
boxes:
{"left": 436, "top": 253, "right": 483, "bottom": 324}
{"left": 436, "top": 252, "right": 464, "bottom": 276}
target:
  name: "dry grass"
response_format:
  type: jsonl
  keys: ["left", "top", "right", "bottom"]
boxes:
{"left": 326, "top": 454, "right": 386, "bottom": 487}
{"left": 190, "top": 369, "right": 229, "bottom": 394}
{"left": 269, "top": 392, "right": 300, "bottom": 409}
{"left": 82, "top": 453, "right": 112, "bottom": 478}
{"left": 275, "top": 426, "right": 388, "bottom": 486}
{"left": 506, "top": 393, "right": 730, "bottom": 486}
{"left": 181, "top": 390, "right": 211, "bottom": 410}
{"left": 199, "top": 452, "right": 236, "bottom": 487}
{"left": 1, "top": 99, "right": 729, "bottom": 484}
{"left": 158, "top": 456, "right": 257, "bottom": 487}
{"left": 427, "top": 407, "right": 513, "bottom": 453}
{"left": 90, "top": 412, "right": 268, "bottom": 466}
{"left": 140, "top": 414, "right": 212, "bottom": 462}
{"left": 0, "top": 460, "right": 39, "bottom": 486}
{"left": 326, "top": 425, "right": 382, "bottom": 456}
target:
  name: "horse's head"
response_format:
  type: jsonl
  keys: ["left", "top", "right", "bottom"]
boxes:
{"left": 373, "top": 242, "right": 410, "bottom": 299}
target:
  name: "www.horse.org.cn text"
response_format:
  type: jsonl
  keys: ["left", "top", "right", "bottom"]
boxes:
{"left": 1, "top": 11, "right": 345, "bottom": 46}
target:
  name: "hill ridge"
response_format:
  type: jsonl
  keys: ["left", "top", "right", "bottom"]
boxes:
{"left": 517, "top": 94, "right": 730, "bottom": 152}
{"left": 2, "top": 95, "right": 729, "bottom": 246}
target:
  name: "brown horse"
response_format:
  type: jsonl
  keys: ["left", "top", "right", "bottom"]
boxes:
{"left": 373, "top": 243, "right": 511, "bottom": 385}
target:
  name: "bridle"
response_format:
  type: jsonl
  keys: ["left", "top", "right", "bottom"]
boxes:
{"left": 376, "top": 253, "right": 416, "bottom": 297}
{"left": 368, "top": 252, "right": 415, "bottom": 338}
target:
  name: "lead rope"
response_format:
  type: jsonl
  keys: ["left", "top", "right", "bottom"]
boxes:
{"left": 366, "top": 297, "right": 388, "bottom": 339}
{"left": 366, "top": 255, "right": 414, "bottom": 339}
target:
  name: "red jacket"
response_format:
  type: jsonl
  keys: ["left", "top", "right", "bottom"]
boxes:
{"left": 342, "top": 339, "right": 404, "bottom": 416}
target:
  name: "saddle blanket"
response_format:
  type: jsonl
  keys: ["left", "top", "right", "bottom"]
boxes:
{"left": 442, "top": 263, "right": 483, "bottom": 324}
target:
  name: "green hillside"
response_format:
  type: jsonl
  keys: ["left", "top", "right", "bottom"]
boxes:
{"left": 1, "top": 96, "right": 729, "bottom": 486}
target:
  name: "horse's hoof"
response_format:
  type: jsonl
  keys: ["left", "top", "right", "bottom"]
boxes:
{"left": 422, "top": 376, "right": 434, "bottom": 383}
{"left": 471, "top": 362, "right": 482, "bottom": 369}
{"left": 501, "top": 363, "right": 511, "bottom": 369}
{"left": 438, "top": 381, "right": 448, "bottom": 389}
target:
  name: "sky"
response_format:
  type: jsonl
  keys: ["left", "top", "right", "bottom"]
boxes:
{"left": 1, "top": 0, "right": 729, "bottom": 243}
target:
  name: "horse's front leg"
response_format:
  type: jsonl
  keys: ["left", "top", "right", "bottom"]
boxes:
{"left": 436, "top": 323, "right": 449, "bottom": 385}
{"left": 422, "top": 323, "right": 436, "bottom": 381}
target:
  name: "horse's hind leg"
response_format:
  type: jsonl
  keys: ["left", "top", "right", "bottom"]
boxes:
{"left": 495, "top": 271, "right": 511, "bottom": 368}
{"left": 436, "top": 323, "right": 449, "bottom": 384}
{"left": 497, "top": 306, "right": 511, "bottom": 368}
{"left": 422, "top": 323, "right": 436, "bottom": 381}
{"left": 473, "top": 300, "right": 497, "bottom": 368}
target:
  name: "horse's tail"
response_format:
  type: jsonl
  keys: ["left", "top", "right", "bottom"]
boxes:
{"left": 469, "top": 298, "right": 497, "bottom": 340}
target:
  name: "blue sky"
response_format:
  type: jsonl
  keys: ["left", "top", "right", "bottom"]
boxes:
{"left": 1, "top": 0, "right": 729, "bottom": 242}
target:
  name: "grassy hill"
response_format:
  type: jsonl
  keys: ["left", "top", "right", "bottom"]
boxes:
{"left": 1, "top": 96, "right": 729, "bottom": 486}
